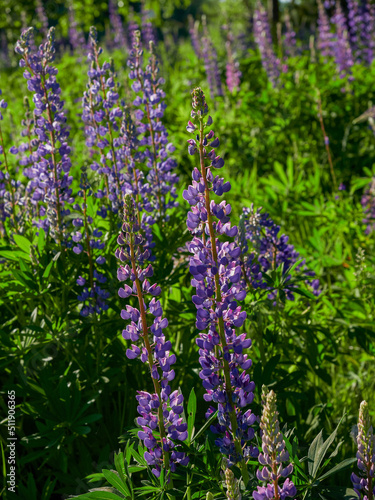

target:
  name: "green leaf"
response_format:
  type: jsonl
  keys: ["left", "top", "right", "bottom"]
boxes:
{"left": 192, "top": 410, "right": 218, "bottom": 443}
{"left": 102, "top": 469, "right": 130, "bottom": 496}
{"left": 316, "top": 457, "right": 356, "bottom": 483}
{"left": 72, "top": 492, "right": 124, "bottom": 499}
{"left": 13, "top": 234, "right": 32, "bottom": 254}
{"left": 187, "top": 387, "right": 197, "bottom": 443}
{"left": 308, "top": 430, "right": 324, "bottom": 476}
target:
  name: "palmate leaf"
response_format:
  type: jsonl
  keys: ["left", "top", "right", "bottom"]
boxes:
{"left": 307, "top": 417, "right": 343, "bottom": 479}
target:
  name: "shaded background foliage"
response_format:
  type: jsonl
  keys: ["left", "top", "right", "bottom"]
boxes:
{"left": 0, "top": 0, "right": 375, "bottom": 499}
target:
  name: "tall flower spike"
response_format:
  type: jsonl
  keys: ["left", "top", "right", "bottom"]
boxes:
{"left": 361, "top": 177, "right": 375, "bottom": 235}
{"left": 116, "top": 194, "right": 188, "bottom": 479}
{"left": 0, "top": 89, "right": 22, "bottom": 233}
{"left": 332, "top": 0, "right": 354, "bottom": 81}
{"left": 108, "top": 0, "right": 128, "bottom": 50}
{"left": 351, "top": 401, "right": 375, "bottom": 500}
{"left": 127, "top": 30, "right": 179, "bottom": 224}
{"left": 238, "top": 206, "right": 320, "bottom": 301}
{"left": 82, "top": 27, "right": 123, "bottom": 216}
{"left": 224, "top": 26, "right": 242, "bottom": 93}
{"left": 72, "top": 167, "right": 109, "bottom": 317}
{"left": 253, "top": 2, "right": 280, "bottom": 87}
{"left": 15, "top": 27, "right": 74, "bottom": 243}
{"left": 184, "top": 88, "right": 257, "bottom": 483}
{"left": 317, "top": 0, "right": 334, "bottom": 60}
{"left": 253, "top": 386, "right": 297, "bottom": 500}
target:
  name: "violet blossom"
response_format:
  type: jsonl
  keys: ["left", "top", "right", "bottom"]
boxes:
{"left": 253, "top": 2, "right": 280, "bottom": 87}
{"left": 188, "top": 15, "right": 202, "bottom": 59}
{"left": 223, "top": 26, "right": 241, "bottom": 93}
{"left": 361, "top": 177, "right": 375, "bottom": 235}
{"left": 184, "top": 88, "right": 257, "bottom": 483}
{"left": 116, "top": 194, "right": 189, "bottom": 478}
{"left": 82, "top": 27, "right": 123, "bottom": 216}
{"left": 15, "top": 27, "right": 74, "bottom": 243}
{"left": 238, "top": 205, "right": 320, "bottom": 302}
{"left": 253, "top": 386, "right": 297, "bottom": 500}
{"left": 108, "top": 0, "right": 128, "bottom": 50}
{"left": 317, "top": 0, "right": 334, "bottom": 60}
{"left": 332, "top": 0, "right": 354, "bottom": 80}
{"left": 127, "top": 30, "right": 179, "bottom": 224}
{"left": 72, "top": 168, "right": 109, "bottom": 317}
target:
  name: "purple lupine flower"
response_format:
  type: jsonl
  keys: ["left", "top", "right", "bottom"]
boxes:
{"left": 283, "top": 12, "right": 296, "bottom": 58}
{"left": 127, "top": 30, "right": 179, "bottom": 226}
{"left": 253, "top": 386, "right": 297, "bottom": 500}
{"left": 141, "top": 5, "right": 156, "bottom": 47}
{"left": 223, "top": 26, "right": 241, "bottom": 93}
{"left": 188, "top": 15, "right": 202, "bottom": 59}
{"left": 238, "top": 205, "right": 320, "bottom": 301}
{"left": 127, "top": 9, "right": 139, "bottom": 49}
{"left": 35, "top": 0, "right": 49, "bottom": 38}
{"left": 351, "top": 401, "right": 375, "bottom": 500}
{"left": 108, "top": 0, "right": 128, "bottom": 50}
{"left": 15, "top": 27, "right": 73, "bottom": 243}
{"left": 201, "top": 17, "right": 223, "bottom": 98}
{"left": 361, "top": 177, "right": 375, "bottom": 235}
{"left": 0, "top": 89, "right": 21, "bottom": 232}
{"left": 116, "top": 194, "right": 189, "bottom": 478}
{"left": 82, "top": 27, "right": 123, "bottom": 215}
{"left": 184, "top": 88, "right": 257, "bottom": 482}
{"left": 364, "top": 2, "right": 375, "bottom": 65}
{"left": 347, "top": 0, "right": 364, "bottom": 61}
{"left": 317, "top": 0, "right": 334, "bottom": 60}
{"left": 72, "top": 168, "right": 109, "bottom": 316}
{"left": 68, "top": 2, "right": 86, "bottom": 53}
{"left": 253, "top": 2, "right": 280, "bottom": 87}
{"left": 332, "top": 0, "right": 354, "bottom": 80}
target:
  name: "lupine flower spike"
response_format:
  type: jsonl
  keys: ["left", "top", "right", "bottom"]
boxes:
{"left": 361, "top": 178, "right": 375, "bottom": 235}
{"left": 15, "top": 27, "right": 74, "bottom": 244}
{"left": 184, "top": 88, "right": 257, "bottom": 484}
{"left": 223, "top": 461, "right": 242, "bottom": 500}
{"left": 253, "top": 386, "right": 297, "bottom": 500}
{"left": 116, "top": 194, "right": 188, "bottom": 479}
{"left": 351, "top": 400, "right": 375, "bottom": 500}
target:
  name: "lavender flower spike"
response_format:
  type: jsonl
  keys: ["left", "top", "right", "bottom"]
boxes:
{"left": 351, "top": 401, "right": 375, "bottom": 500}
{"left": 253, "top": 386, "right": 297, "bottom": 500}
{"left": 361, "top": 178, "right": 375, "bottom": 235}
{"left": 116, "top": 195, "right": 188, "bottom": 479}
{"left": 184, "top": 88, "right": 257, "bottom": 484}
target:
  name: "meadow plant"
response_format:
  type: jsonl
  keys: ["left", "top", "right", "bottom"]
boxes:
{"left": 15, "top": 27, "right": 74, "bottom": 243}
{"left": 351, "top": 401, "right": 375, "bottom": 500}
{"left": 253, "top": 386, "right": 297, "bottom": 500}
{"left": 361, "top": 178, "right": 375, "bottom": 235}
{"left": 72, "top": 168, "right": 110, "bottom": 317}
{"left": 108, "top": 0, "right": 127, "bottom": 50}
{"left": 253, "top": 2, "right": 280, "bottom": 86}
{"left": 68, "top": 2, "right": 86, "bottom": 53}
{"left": 184, "top": 87, "right": 257, "bottom": 483}
{"left": 35, "top": 0, "right": 49, "bottom": 38}
{"left": 317, "top": 0, "right": 334, "bottom": 60}
{"left": 332, "top": 0, "right": 354, "bottom": 80}
{"left": 0, "top": 89, "right": 20, "bottom": 232}
{"left": 116, "top": 194, "right": 188, "bottom": 478}
{"left": 238, "top": 206, "right": 320, "bottom": 302}
{"left": 127, "top": 30, "right": 179, "bottom": 222}
{"left": 224, "top": 26, "right": 242, "bottom": 93}
{"left": 188, "top": 15, "right": 202, "bottom": 59}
